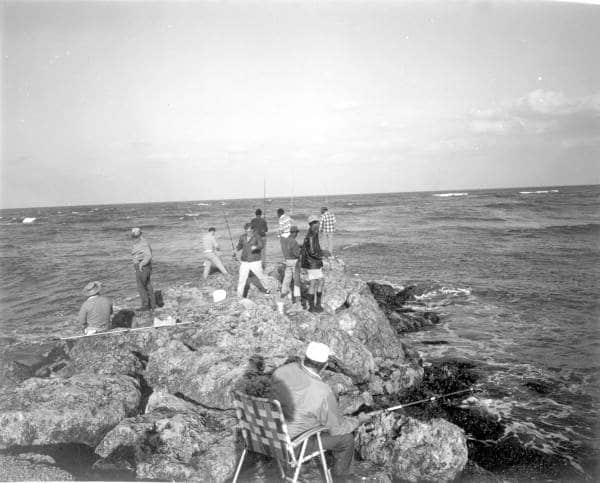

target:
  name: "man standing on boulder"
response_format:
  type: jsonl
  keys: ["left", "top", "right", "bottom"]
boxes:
{"left": 280, "top": 225, "right": 302, "bottom": 308}
{"left": 131, "top": 227, "right": 156, "bottom": 311}
{"left": 250, "top": 209, "right": 268, "bottom": 269}
{"left": 301, "top": 215, "right": 324, "bottom": 312}
{"left": 319, "top": 206, "right": 336, "bottom": 257}
{"left": 236, "top": 223, "right": 270, "bottom": 298}
{"left": 202, "top": 227, "right": 229, "bottom": 280}
{"left": 270, "top": 342, "right": 374, "bottom": 478}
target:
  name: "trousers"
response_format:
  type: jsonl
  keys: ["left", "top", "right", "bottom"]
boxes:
{"left": 203, "top": 251, "right": 228, "bottom": 279}
{"left": 322, "top": 231, "right": 334, "bottom": 255}
{"left": 237, "top": 260, "right": 268, "bottom": 297}
{"left": 303, "top": 432, "right": 354, "bottom": 476}
{"left": 281, "top": 259, "right": 301, "bottom": 297}
{"left": 135, "top": 263, "right": 156, "bottom": 309}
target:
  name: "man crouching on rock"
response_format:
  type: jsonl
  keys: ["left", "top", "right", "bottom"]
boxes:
{"left": 270, "top": 342, "right": 374, "bottom": 479}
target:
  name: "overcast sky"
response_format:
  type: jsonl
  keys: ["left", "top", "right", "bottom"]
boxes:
{"left": 1, "top": 0, "right": 599, "bottom": 208}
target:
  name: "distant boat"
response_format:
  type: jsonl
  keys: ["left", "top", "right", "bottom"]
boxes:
{"left": 22, "top": 217, "right": 36, "bottom": 224}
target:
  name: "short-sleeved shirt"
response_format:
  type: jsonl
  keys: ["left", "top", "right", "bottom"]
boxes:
{"left": 278, "top": 214, "right": 292, "bottom": 238}
{"left": 319, "top": 212, "right": 336, "bottom": 233}
{"left": 77, "top": 295, "right": 113, "bottom": 331}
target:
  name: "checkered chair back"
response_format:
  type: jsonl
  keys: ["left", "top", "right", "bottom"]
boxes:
{"left": 234, "top": 391, "right": 294, "bottom": 466}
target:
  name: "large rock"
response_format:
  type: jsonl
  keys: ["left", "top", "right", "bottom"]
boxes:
{"left": 95, "top": 391, "right": 239, "bottom": 482}
{"left": 0, "top": 374, "right": 141, "bottom": 449}
{"left": 356, "top": 412, "right": 468, "bottom": 482}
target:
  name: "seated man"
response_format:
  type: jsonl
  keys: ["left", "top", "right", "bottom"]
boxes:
{"left": 270, "top": 342, "right": 373, "bottom": 478}
{"left": 77, "top": 281, "right": 113, "bottom": 335}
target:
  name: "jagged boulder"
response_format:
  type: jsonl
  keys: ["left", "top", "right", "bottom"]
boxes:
{"left": 356, "top": 412, "right": 468, "bottom": 483}
{"left": 95, "top": 391, "right": 239, "bottom": 482}
{"left": 0, "top": 374, "right": 141, "bottom": 449}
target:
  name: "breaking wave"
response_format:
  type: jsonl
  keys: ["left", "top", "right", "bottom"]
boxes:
{"left": 434, "top": 192, "right": 469, "bottom": 197}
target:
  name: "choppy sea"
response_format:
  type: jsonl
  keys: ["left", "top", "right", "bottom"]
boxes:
{"left": 1, "top": 184, "right": 599, "bottom": 480}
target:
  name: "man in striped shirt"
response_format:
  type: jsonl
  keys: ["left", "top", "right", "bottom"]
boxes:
{"left": 319, "top": 206, "right": 336, "bottom": 257}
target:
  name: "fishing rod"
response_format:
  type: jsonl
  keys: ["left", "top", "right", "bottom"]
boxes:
{"left": 365, "top": 386, "right": 479, "bottom": 417}
{"left": 59, "top": 320, "right": 196, "bottom": 340}
{"left": 222, "top": 210, "right": 237, "bottom": 261}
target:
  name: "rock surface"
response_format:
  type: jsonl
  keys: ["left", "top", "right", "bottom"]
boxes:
{"left": 0, "top": 374, "right": 141, "bottom": 449}
{"left": 357, "top": 412, "right": 468, "bottom": 483}
{"left": 0, "top": 257, "right": 468, "bottom": 482}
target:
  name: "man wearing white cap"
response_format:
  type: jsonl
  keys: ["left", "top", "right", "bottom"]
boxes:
{"left": 131, "top": 227, "right": 156, "bottom": 310}
{"left": 77, "top": 281, "right": 113, "bottom": 335}
{"left": 270, "top": 342, "right": 374, "bottom": 478}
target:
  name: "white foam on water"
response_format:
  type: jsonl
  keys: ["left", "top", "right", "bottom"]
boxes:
{"left": 434, "top": 192, "right": 469, "bottom": 197}
{"left": 520, "top": 190, "right": 558, "bottom": 194}
{"left": 415, "top": 286, "right": 472, "bottom": 301}
{"left": 185, "top": 213, "right": 199, "bottom": 217}
{"left": 22, "top": 217, "right": 36, "bottom": 224}
{"left": 197, "top": 202, "right": 210, "bottom": 206}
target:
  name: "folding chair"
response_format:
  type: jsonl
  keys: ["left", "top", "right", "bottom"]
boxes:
{"left": 232, "top": 391, "right": 332, "bottom": 483}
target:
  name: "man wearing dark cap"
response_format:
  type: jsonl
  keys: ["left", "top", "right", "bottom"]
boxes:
{"left": 270, "top": 342, "right": 374, "bottom": 478}
{"left": 131, "top": 227, "right": 156, "bottom": 311}
{"left": 250, "top": 209, "right": 268, "bottom": 269}
{"left": 280, "top": 225, "right": 302, "bottom": 307}
{"left": 77, "top": 281, "right": 113, "bottom": 335}
{"left": 301, "top": 215, "right": 324, "bottom": 312}
{"left": 319, "top": 207, "right": 336, "bottom": 257}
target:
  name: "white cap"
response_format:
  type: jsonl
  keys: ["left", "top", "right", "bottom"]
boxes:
{"left": 212, "top": 289, "right": 227, "bottom": 303}
{"left": 305, "top": 341, "right": 331, "bottom": 363}
{"left": 131, "top": 227, "right": 142, "bottom": 237}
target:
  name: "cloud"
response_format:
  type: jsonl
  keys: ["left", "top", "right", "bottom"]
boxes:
{"left": 469, "top": 90, "right": 600, "bottom": 136}
{"left": 332, "top": 100, "right": 360, "bottom": 111}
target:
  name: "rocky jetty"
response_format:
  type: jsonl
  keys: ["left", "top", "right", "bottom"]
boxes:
{"left": 0, "top": 257, "right": 469, "bottom": 481}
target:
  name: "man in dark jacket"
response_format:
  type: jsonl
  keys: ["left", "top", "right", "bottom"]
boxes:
{"left": 236, "top": 223, "right": 270, "bottom": 298}
{"left": 301, "top": 215, "right": 324, "bottom": 312}
{"left": 250, "top": 209, "right": 268, "bottom": 269}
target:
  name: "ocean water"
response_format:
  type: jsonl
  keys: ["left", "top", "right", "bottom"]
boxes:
{"left": 1, "top": 184, "right": 599, "bottom": 478}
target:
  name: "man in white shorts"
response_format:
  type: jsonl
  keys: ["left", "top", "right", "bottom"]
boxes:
{"left": 300, "top": 215, "right": 324, "bottom": 312}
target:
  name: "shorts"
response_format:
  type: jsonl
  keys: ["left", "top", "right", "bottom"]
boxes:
{"left": 307, "top": 268, "right": 324, "bottom": 280}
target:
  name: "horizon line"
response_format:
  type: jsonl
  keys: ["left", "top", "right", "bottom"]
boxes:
{"left": 1, "top": 182, "right": 598, "bottom": 211}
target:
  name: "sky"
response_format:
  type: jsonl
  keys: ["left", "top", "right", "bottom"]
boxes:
{"left": 1, "top": 0, "right": 599, "bottom": 208}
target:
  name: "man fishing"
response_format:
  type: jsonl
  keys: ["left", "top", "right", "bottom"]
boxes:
{"left": 250, "top": 208, "right": 268, "bottom": 269}
{"left": 131, "top": 227, "right": 156, "bottom": 311}
{"left": 202, "top": 227, "right": 229, "bottom": 280}
{"left": 301, "top": 215, "right": 325, "bottom": 312}
{"left": 77, "top": 281, "right": 113, "bottom": 335}
{"left": 270, "top": 342, "right": 374, "bottom": 478}
{"left": 236, "top": 223, "right": 270, "bottom": 298}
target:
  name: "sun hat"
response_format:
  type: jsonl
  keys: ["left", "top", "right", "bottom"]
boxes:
{"left": 83, "top": 281, "right": 102, "bottom": 297}
{"left": 213, "top": 289, "right": 227, "bottom": 303}
{"left": 306, "top": 341, "right": 331, "bottom": 363}
{"left": 131, "top": 227, "right": 142, "bottom": 237}
{"left": 307, "top": 215, "right": 319, "bottom": 225}
{"left": 290, "top": 225, "right": 299, "bottom": 233}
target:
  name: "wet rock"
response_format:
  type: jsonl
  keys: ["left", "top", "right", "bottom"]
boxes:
{"left": 357, "top": 412, "right": 468, "bottom": 482}
{"left": 0, "top": 374, "right": 141, "bottom": 449}
{"left": 95, "top": 392, "right": 239, "bottom": 482}
{"left": 0, "top": 454, "right": 74, "bottom": 481}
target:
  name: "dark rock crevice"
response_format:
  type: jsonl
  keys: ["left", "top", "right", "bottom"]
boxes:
{"left": 1, "top": 442, "right": 135, "bottom": 481}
